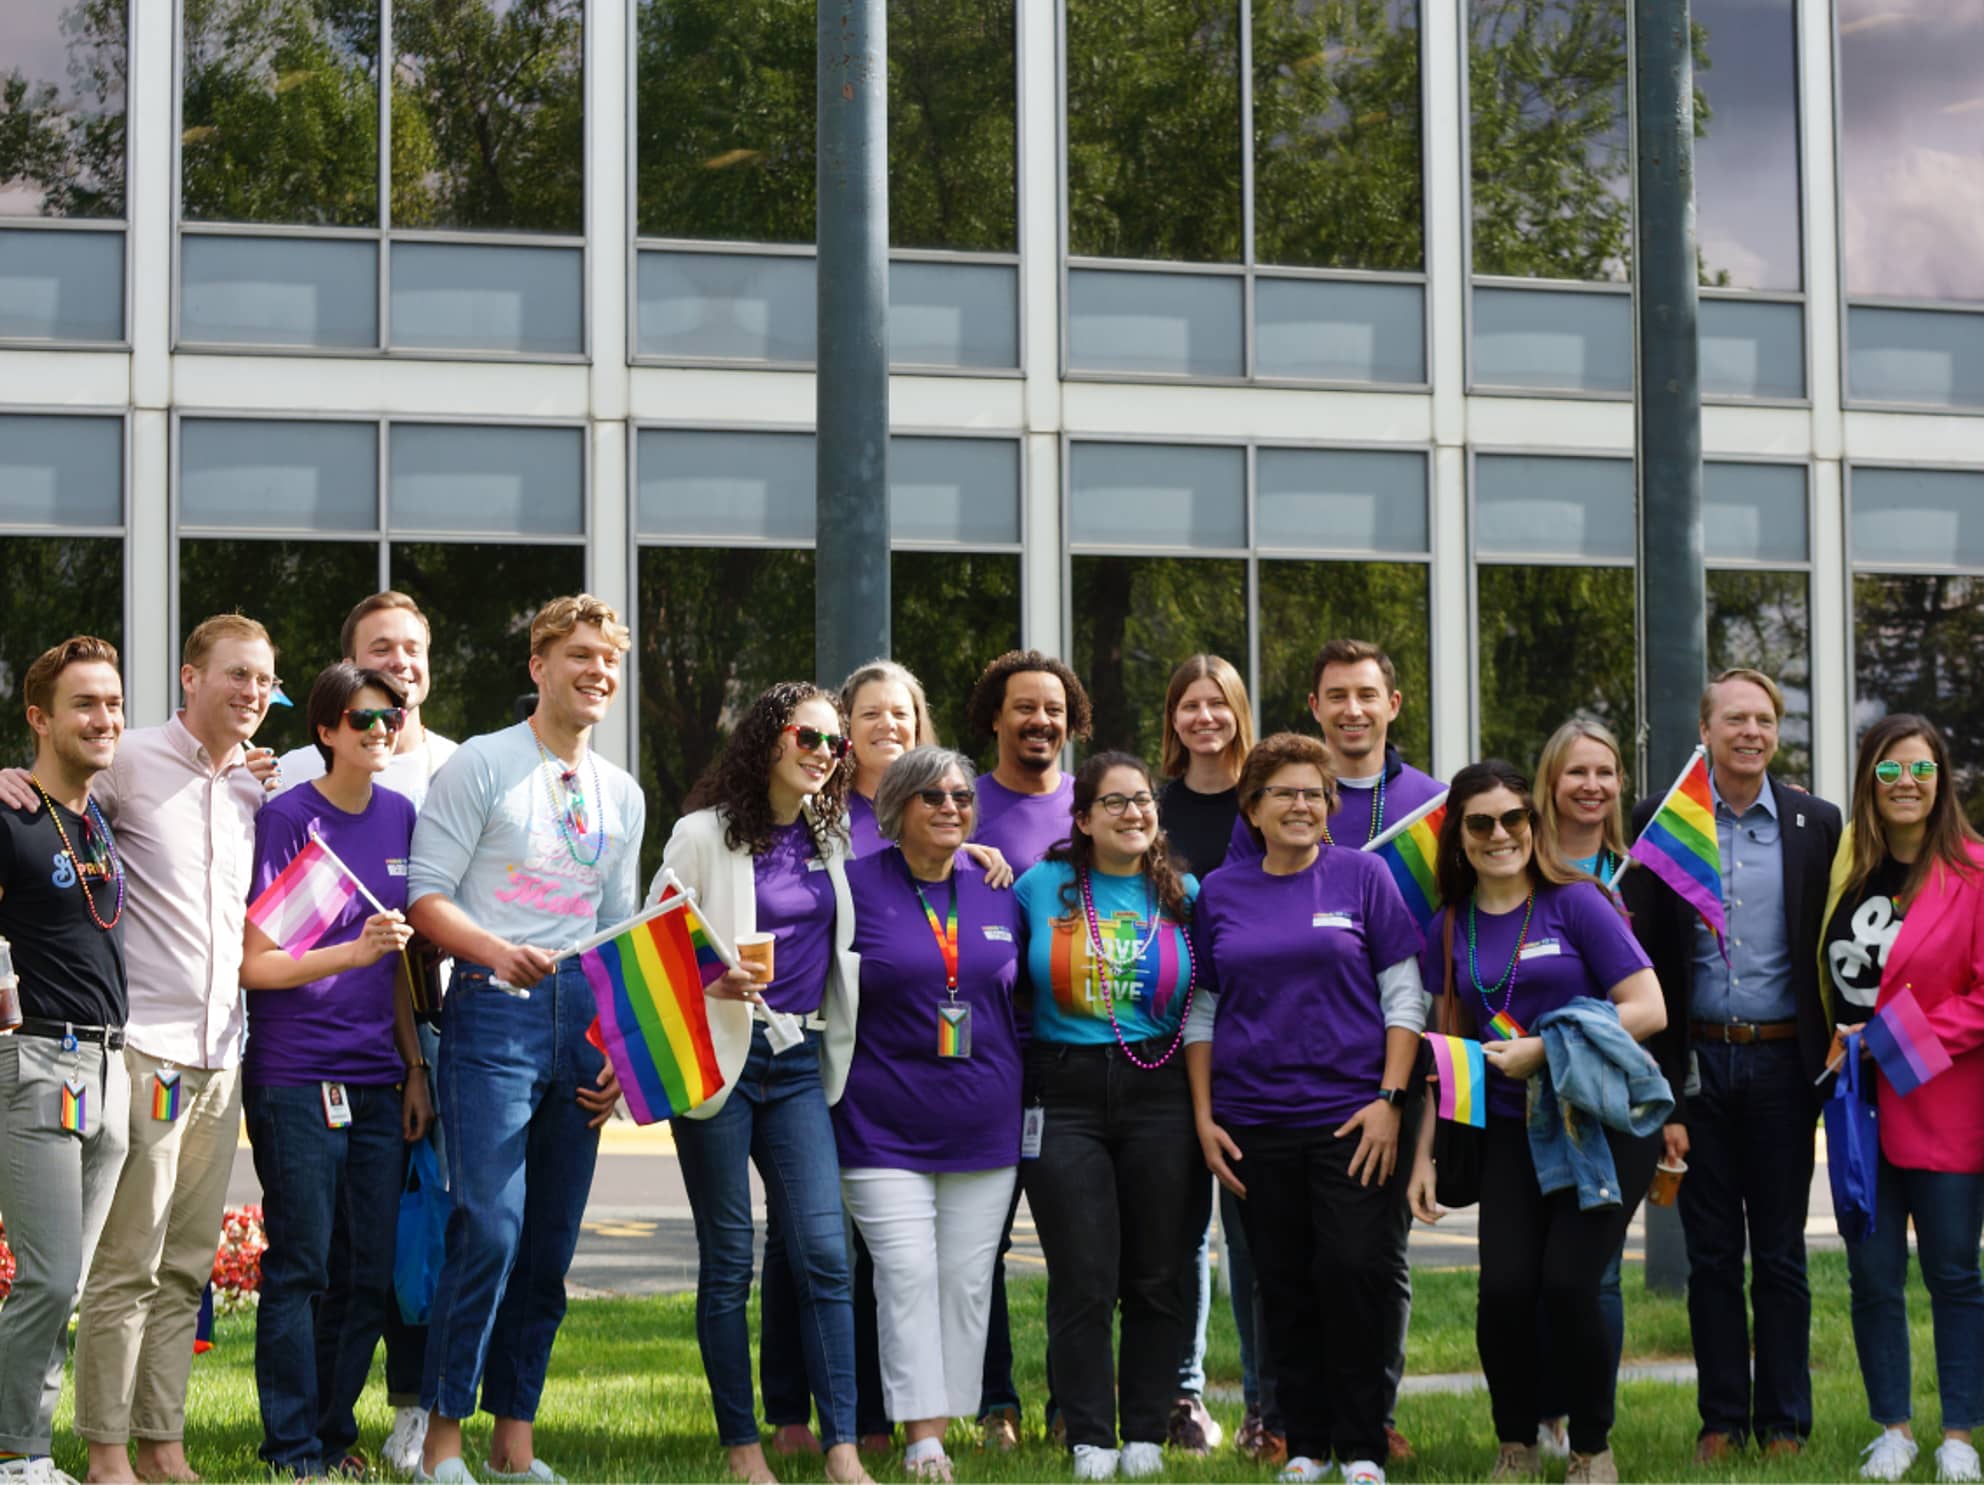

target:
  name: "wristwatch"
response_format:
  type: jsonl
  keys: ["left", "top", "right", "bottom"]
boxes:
{"left": 1377, "top": 1086, "right": 1408, "bottom": 1108}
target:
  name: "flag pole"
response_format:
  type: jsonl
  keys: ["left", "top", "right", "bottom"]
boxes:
{"left": 305, "top": 827, "right": 392, "bottom": 917}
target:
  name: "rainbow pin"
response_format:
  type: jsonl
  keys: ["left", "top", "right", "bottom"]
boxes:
{"left": 1485, "top": 1010, "right": 1526, "bottom": 1042}
{"left": 153, "top": 1070, "right": 182, "bottom": 1122}
{"left": 60, "top": 1078, "right": 87, "bottom": 1134}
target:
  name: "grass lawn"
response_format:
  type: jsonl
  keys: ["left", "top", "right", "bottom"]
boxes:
{"left": 49, "top": 1251, "right": 1938, "bottom": 1482}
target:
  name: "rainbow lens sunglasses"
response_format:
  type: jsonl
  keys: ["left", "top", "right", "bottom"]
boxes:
{"left": 1874, "top": 759, "right": 1937, "bottom": 786}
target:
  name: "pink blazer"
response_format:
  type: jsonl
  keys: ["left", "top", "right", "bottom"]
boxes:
{"left": 1876, "top": 841, "right": 1984, "bottom": 1173}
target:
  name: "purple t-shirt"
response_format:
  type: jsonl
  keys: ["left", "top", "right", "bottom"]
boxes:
{"left": 754, "top": 820, "right": 837, "bottom": 1014}
{"left": 245, "top": 781, "right": 416, "bottom": 1087}
{"left": 974, "top": 772, "right": 1075, "bottom": 872}
{"left": 1192, "top": 848, "right": 1423, "bottom": 1128}
{"left": 833, "top": 849, "right": 1024, "bottom": 1171}
{"left": 1419, "top": 880, "right": 1651, "bottom": 1121}
{"left": 1227, "top": 755, "right": 1445, "bottom": 862}
{"left": 846, "top": 792, "right": 887, "bottom": 860}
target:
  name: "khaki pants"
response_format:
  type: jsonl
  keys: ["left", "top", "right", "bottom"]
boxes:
{"left": 73, "top": 1050, "right": 241, "bottom": 1444}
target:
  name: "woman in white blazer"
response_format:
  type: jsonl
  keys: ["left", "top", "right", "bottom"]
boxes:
{"left": 653, "top": 681, "right": 867, "bottom": 1485}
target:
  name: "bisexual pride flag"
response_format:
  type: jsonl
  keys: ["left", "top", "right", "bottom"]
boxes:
{"left": 575, "top": 891, "right": 729, "bottom": 1124}
{"left": 1628, "top": 745, "right": 1727, "bottom": 955}
{"left": 247, "top": 834, "right": 359, "bottom": 959}
{"left": 1363, "top": 791, "right": 1448, "bottom": 930}
{"left": 1423, "top": 1033, "right": 1486, "bottom": 1127}
{"left": 1865, "top": 985, "right": 1954, "bottom": 1097}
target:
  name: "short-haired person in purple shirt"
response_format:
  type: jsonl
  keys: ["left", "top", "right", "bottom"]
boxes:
{"left": 1405, "top": 759, "right": 1667, "bottom": 1484}
{"left": 239, "top": 662, "right": 429, "bottom": 1477}
{"left": 834, "top": 747, "right": 1026, "bottom": 1483}
{"left": 1185, "top": 732, "right": 1426, "bottom": 1485}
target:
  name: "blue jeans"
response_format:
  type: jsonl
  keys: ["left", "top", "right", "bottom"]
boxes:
{"left": 422, "top": 962, "right": 602, "bottom": 1422}
{"left": 1537, "top": 1244, "right": 1624, "bottom": 1421}
{"left": 1846, "top": 1156, "right": 1984, "bottom": 1431}
{"left": 245, "top": 1081, "right": 404, "bottom": 1472}
{"left": 762, "top": 1213, "right": 890, "bottom": 1436}
{"left": 675, "top": 1026, "right": 856, "bottom": 1447}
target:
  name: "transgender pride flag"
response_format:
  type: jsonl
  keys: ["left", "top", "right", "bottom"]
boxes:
{"left": 247, "top": 834, "right": 359, "bottom": 958}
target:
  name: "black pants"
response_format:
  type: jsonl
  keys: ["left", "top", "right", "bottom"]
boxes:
{"left": 1233, "top": 1123, "right": 1405, "bottom": 1466}
{"left": 1477, "top": 1115, "right": 1659, "bottom": 1456}
{"left": 1023, "top": 1041, "right": 1209, "bottom": 1449}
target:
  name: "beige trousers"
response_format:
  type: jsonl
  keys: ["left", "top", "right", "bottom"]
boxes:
{"left": 73, "top": 1050, "right": 241, "bottom": 1444}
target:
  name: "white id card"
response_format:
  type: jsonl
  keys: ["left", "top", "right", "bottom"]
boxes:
{"left": 762, "top": 1008, "right": 806, "bottom": 1056}
{"left": 321, "top": 1081, "right": 352, "bottom": 1129}
{"left": 1021, "top": 1105, "right": 1045, "bottom": 1159}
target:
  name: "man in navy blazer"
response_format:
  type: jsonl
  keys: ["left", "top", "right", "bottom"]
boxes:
{"left": 1621, "top": 669, "right": 1842, "bottom": 1463}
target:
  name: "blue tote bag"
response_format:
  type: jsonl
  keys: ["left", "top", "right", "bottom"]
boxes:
{"left": 1824, "top": 1031, "right": 1880, "bottom": 1243}
{"left": 395, "top": 1139, "right": 450, "bottom": 1325}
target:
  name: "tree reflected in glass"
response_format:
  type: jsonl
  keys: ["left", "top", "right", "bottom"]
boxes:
{"left": 0, "top": 0, "right": 127, "bottom": 219}
{"left": 1073, "top": 556, "right": 1246, "bottom": 765}
{"left": 1477, "top": 564, "right": 1636, "bottom": 768}
{"left": 1708, "top": 568, "right": 1810, "bottom": 785}
{"left": 893, "top": 551, "right": 1021, "bottom": 770}
{"left": 1854, "top": 573, "right": 1984, "bottom": 827}
{"left": 0, "top": 537, "right": 123, "bottom": 766}
{"left": 1258, "top": 559, "right": 1431, "bottom": 767}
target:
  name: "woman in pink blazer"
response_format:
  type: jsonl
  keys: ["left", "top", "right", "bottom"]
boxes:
{"left": 1821, "top": 714, "right": 1984, "bottom": 1485}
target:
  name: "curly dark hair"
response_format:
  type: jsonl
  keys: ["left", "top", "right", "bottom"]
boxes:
{"left": 965, "top": 649, "right": 1094, "bottom": 743}
{"left": 1044, "top": 751, "right": 1193, "bottom": 925}
{"left": 683, "top": 681, "right": 849, "bottom": 857}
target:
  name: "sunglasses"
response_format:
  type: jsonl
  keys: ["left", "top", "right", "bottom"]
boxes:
{"left": 782, "top": 723, "right": 852, "bottom": 760}
{"left": 1874, "top": 758, "right": 1937, "bottom": 786}
{"left": 344, "top": 706, "right": 406, "bottom": 733}
{"left": 915, "top": 787, "right": 977, "bottom": 809}
{"left": 1463, "top": 807, "right": 1534, "bottom": 839}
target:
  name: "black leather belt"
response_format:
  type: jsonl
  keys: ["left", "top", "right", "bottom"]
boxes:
{"left": 16, "top": 1016, "right": 127, "bottom": 1050}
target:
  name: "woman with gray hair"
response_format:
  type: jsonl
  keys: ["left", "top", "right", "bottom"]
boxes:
{"left": 831, "top": 746, "right": 1027, "bottom": 1482}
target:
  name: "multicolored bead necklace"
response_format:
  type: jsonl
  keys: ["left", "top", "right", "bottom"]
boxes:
{"left": 1320, "top": 769, "right": 1386, "bottom": 847}
{"left": 1466, "top": 885, "right": 1534, "bottom": 1040}
{"left": 30, "top": 773, "right": 124, "bottom": 930}
{"left": 1077, "top": 866, "right": 1196, "bottom": 1070}
{"left": 528, "top": 717, "right": 607, "bottom": 867}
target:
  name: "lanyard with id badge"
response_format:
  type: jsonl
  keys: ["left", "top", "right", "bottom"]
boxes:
{"left": 909, "top": 863, "right": 971, "bottom": 1060}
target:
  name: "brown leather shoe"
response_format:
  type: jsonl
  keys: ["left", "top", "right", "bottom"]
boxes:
{"left": 1694, "top": 1432, "right": 1740, "bottom": 1464}
{"left": 1764, "top": 1437, "right": 1805, "bottom": 1460}
{"left": 1386, "top": 1426, "right": 1414, "bottom": 1463}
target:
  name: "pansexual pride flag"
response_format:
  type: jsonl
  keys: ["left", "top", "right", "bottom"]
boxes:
{"left": 578, "top": 894, "right": 727, "bottom": 1124}
{"left": 1628, "top": 745, "right": 1726, "bottom": 953}
{"left": 1865, "top": 985, "right": 1953, "bottom": 1097}
{"left": 247, "top": 835, "right": 359, "bottom": 959}
{"left": 1363, "top": 791, "right": 1448, "bottom": 929}
{"left": 1424, "top": 1033, "right": 1486, "bottom": 1127}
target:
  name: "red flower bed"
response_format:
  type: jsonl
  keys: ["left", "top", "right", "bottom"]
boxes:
{"left": 211, "top": 1203, "right": 267, "bottom": 1314}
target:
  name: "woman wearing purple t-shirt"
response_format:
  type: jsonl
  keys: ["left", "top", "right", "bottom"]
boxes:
{"left": 1405, "top": 759, "right": 1665, "bottom": 1484}
{"left": 1185, "top": 732, "right": 1425, "bottom": 1485}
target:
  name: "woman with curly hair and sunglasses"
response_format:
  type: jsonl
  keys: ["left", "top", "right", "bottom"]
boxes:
{"left": 656, "top": 682, "right": 870, "bottom": 1485}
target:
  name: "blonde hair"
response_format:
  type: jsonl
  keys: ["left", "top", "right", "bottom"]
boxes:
{"left": 530, "top": 594, "right": 630, "bottom": 657}
{"left": 1160, "top": 654, "right": 1254, "bottom": 780}
{"left": 1534, "top": 717, "right": 1629, "bottom": 864}
{"left": 840, "top": 659, "right": 938, "bottom": 746}
{"left": 1700, "top": 667, "right": 1784, "bottom": 727}
{"left": 183, "top": 612, "right": 275, "bottom": 669}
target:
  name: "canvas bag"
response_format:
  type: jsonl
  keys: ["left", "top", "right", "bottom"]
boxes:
{"left": 1824, "top": 1031, "right": 1880, "bottom": 1243}
{"left": 395, "top": 1139, "right": 450, "bottom": 1325}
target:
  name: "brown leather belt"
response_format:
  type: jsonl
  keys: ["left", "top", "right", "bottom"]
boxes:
{"left": 1691, "top": 1019, "right": 1798, "bottom": 1045}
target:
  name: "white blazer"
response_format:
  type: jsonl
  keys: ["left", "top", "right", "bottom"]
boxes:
{"left": 651, "top": 806, "right": 858, "bottom": 1120}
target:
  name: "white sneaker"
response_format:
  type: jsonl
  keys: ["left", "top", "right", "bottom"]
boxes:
{"left": 1937, "top": 1439, "right": 1982, "bottom": 1484}
{"left": 1119, "top": 1442, "right": 1164, "bottom": 1479}
{"left": 384, "top": 1406, "right": 430, "bottom": 1475}
{"left": 1342, "top": 1463, "right": 1386, "bottom": 1485}
{"left": 1862, "top": 1429, "right": 1920, "bottom": 1483}
{"left": 1073, "top": 1444, "right": 1121, "bottom": 1480}
{"left": 1538, "top": 1419, "right": 1571, "bottom": 1461}
{"left": 1278, "top": 1458, "right": 1334, "bottom": 1483}
{"left": 0, "top": 1460, "right": 80, "bottom": 1485}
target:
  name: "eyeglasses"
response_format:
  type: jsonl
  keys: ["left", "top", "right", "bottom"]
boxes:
{"left": 1095, "top": 791, "right": 1156, "bottom": 817}
{"left": 915, "top": 787, "right": 976, "bottom": 810}
{"left": 1874, "top": 758, "right": 1937, "bottom": 786}
{"left": 1259, "top": 785, "right": 1330, "bottom": 806}
{"left": 222, "top": 665, "right": 283, "bottom": 696}
{"left": 1463, "top": 808, "right": 1534, "bottom": 839}
{"left": 344, "top": 707, "right": 407, "bottom": 733}
{"left": 782, "top": 724, "right": 852, "bottom": 760}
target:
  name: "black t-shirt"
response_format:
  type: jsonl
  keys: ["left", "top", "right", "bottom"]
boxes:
{"left": 0, "top": 799, "right": 128, "bottom": 1027}
{"left": 1160, "top": 778, "right": 1240, "bottom": 879}
{"left": 1823, "top": 854, "right": 1909, "bottom": 1014}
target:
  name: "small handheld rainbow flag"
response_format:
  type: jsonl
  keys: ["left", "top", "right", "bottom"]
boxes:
{"left": 1627, "top": 745, "right": 1726, "bottom": 955}
{"left": 247, "top": 834, "right": 360, "bottom": 959}
{"left": 1424, "top": 1033, "right": 1486, "bottom": 1127}
{"left": 1363, "top": 791, "right": 1448, "bottom": 929}
{"left": 572, "top": 887, "right": 730, "bottom": 1125}
{"left": 1865, "top": 984, "right": 1953, "bottom": 1097}
{"left": 1484, "top": 1009, "right": 1525, "bottom": 1042}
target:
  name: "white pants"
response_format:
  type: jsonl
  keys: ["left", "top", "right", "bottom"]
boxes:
{"left": 840, "top": 1165, "right": 1017, "bottom": 1423}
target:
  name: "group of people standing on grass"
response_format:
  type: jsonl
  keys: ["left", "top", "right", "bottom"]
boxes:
{"left": 0, "top": 601, "right": 1979, "bottom": 1485}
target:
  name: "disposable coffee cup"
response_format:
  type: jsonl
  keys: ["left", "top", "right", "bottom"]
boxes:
{"left": 735, "top": 933, "right": 776, "bottom": 985}
{"left": 1648, "top": 1158, "right": 1687, "bottom": 1207}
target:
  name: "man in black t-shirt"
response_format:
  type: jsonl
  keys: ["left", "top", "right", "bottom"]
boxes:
{"left": 0, "top": 636, "right": 129, "bottom": 1477}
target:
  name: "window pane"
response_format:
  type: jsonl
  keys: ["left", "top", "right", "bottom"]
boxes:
{"left": 389, "top": 424, "right": 583, "bottom": 536}
{"left": 390, "top": 540, "right": 586, "bottom": 742}
{"left": 389, "top": 241, "right": 582, "bottom": 354}
{"left": 1839, "top": 1, "right": 1984, "bottom": 302}
{"left": 1694, "top": 0, "right": 1800, "bottom": 291}
{"left": 1854, "top": 573, "right": 1984, "bottom": 823}
{"left": 636, "top": 429, "right": 814, "bottom": 541}
{"left": 0, "top": 536, "right": 124, "bottom": 767}
{"left": 1468, "top": 0, "right": 1629, "bottom": 281}
{"left": 1070, "top": 443, "right": 1245, "bottom": 550}
{"left": 1851, "top": 467, "right": 1984, "bottom": 570}
{"left": 1700, "top": 298, "right": 1805, "bottom": 401}
{"left": 0, "top": 229, "right": 124, "bottom": 342}
{"left": 1477, "top": 564, "right": 1636, "bottom": 769}
{"left": 1471, "top": 286, "right": 1631, "bottom": 394}
{"left": 1475, "top": 454, "right": 1634, "bottom": 560}
{"left": 1254, "top": 278, "right": 1425, "bottom": 384}
{"left": 1846, "top": 307, "right": 1984, "bottom": 411}
{"left": 0, "top": 415, "right": 122, "bottom": 527}
{"left": 890, "top": 260, "right": 1019, "bottom": 370}
{"left": 1072, "top": 555, "right": 1246, "bottom": 761}
{"left": 636, "top": 250, "right": 814, "bottom": 362}
{"left": 892, "top": 549, "right": 1022, "bottom": 768}
{"left": 390, "top": 0, "right": 583, "bottom": 233}
{"left": 1066, "top": 0, "right": 1242, "bottom": 262}
{"left": 1256, "top": 448, "right": 1427, "bottom": 553}
{"left": 888, "top": 1, "right": 1016, "bottom": 252}
{"left": 180, "top": 234, "right": 378, "bottom": 348}
{"left": 0, "top": 0, "right": 126, "bottom": 218}
{"left": 1253, "top": 0, "right": 1422, "bottom": 271}
{"left": 1703, "top": 461, "right": 1806, "bottom": 563}
{"left": 1709, "top": 568, "right": 1810, "bottom": 786}
{"left": 891, "top": 439, "right": 1020, "bottom": 545}
{"left": 1067, "top": 269, "right": 1244, "bottom": 378}
{"left": 179, "top": 419, "right": 377, "bottom": 530}
{"left": 1258, "top": 560, "right": 1431, "bottom": 767}
{"left": 176, "top": 537, "right": 377, "bottom": 759}
{"left": 180, "top": 0, "right": 379, "bottom": 226}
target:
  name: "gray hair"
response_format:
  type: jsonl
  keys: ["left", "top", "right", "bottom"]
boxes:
{"left": 873, "top": 745, "right": 979, "bottom": 845}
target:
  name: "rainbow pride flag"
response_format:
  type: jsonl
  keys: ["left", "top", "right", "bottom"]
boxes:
{"left": 60, "top": 1078, "right": 86, "bottom": 1134}
{"left": 153, "top": 1070, "right": 182, "bottom": 1122}
{"left": 1424, "top": 1033, "right": 1486, "bottom": 1127}
{"left": 1627, "top": 745, "right": 1726, "bottom": 954}
{"left": 247, "top": 835, "right": 358, "bottom": 959}
{"left": 1363, "top": 790, "right": 1448, "bottom": 929}
{"left": 577, "top": 894, "right": 728, "bottom": 1124}
{"left": 1865, "top": 985, "right": 1953, "bottom": 1097}
{"left": 1484, "top": 1009, "right": 1525, "bottom": 1042}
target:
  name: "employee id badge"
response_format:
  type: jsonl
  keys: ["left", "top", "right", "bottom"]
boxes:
{"left": 1021, "top": 1104, "right": 1045, "bottom": 1159}
{"left": 152, "top": 1068, "right": 183, "bottom": 1123}
{"left": 762, "top": 1008, "right": 806, "bottom": 1056}
{"left": 320, "top": 1081, "right": 353, "bottom": 1130}
{"left": 1684, "top": 1048, "right": 1703, "bottom": 1098}
{"left": 937, "top": 999, "right": 972, "bottom": 1059}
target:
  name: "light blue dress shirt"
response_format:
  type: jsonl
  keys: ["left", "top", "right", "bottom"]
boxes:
{"left": 1689, "top": 772, "right": 1795, "bottom": 1024}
